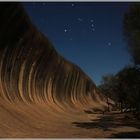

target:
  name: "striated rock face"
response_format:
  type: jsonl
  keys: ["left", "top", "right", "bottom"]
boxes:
{"left": 0, "top": 3, "right": 107, "bottom": 112}
{"left": 0, "top": 3, "right": 110, "bottom": 138}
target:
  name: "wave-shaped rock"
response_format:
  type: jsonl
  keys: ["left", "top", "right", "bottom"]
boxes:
{"left": 0, "top": 3, "right": 108, "bottom": 133}
{"left": 0, "top": 2, "right": 110, "bottom": 137}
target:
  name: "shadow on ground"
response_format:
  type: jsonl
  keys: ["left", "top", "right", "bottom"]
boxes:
{"left": 84, "top": 109, "right": 104, "bottom": 114}
{"left": 111, "top": 131, "right": 140, "bottom": 138}
{"left": 72, "top": 115, "right": 114, "bottom": 131}
{"left": 72, "top": 111, "right": 140, "bottom": 137}
{"left": 72, "top": 114, "right": 119, "bottom": 131}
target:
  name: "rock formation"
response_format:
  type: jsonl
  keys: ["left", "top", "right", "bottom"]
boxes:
{"left": 0, "top": 3, "right": 108, "bottom": 137}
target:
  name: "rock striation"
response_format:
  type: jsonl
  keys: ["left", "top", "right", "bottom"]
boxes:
{"left": 0, "top": 3, "right": 107, "bottom": 115}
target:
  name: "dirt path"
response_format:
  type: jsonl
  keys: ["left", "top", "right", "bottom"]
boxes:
{"left": 0, "top": 102, "right": 140, "bottom": 138}
{"left": 72, "top": 111, "right": 140, "bottom": 138}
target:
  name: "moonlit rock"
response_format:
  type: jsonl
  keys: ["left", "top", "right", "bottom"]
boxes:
{"left": 0, "top": 3, "right": 110, "bottom": 137}
{"left": 0, "top": 2, "right": 108, "bottom": 110}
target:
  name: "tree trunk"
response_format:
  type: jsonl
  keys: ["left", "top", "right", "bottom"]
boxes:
{"left": 120, "top": 101, "right": 123, "bottom": 113}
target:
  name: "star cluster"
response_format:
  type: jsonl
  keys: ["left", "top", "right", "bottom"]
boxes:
{"left": 23, "top": 2, "right": 131, "bottom": 85}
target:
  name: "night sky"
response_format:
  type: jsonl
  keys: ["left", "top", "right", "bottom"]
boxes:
{"left": 23, "top": 2, "right": 132, "bottom": 85}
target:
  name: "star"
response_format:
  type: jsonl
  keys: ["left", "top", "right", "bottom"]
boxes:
{"left": 72, "top": 3, "right": 74, "bottom": 7}
{"left": 91, "top": 24, "right": 94, "bottom": 27}
{"left": 90, "top": 19, "right": 94, "bottom": 22}
{"left": 108, "top": 42, "right": 112, "bottom": 46}
{"left": 64, "top": 29, "right": 67, "bottom": 33}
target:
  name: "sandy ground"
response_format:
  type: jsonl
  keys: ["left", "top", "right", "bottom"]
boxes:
{"left": 0, "top": 101, "right": 140, "bottom": 138}
{"left": 72, "top": 111, "right": 140, "bottom": 138}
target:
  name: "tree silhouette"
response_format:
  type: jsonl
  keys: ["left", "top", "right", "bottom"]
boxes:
{"left": 99, "top": 66, "right": 140, "bottom": 117}
{"left": 116, "top": 66, "right": 140, "bottom": 114}
{"left": 123, "top": 4, "right": 140, "bottom": 65}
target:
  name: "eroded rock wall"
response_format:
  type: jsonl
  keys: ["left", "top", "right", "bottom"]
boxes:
{"left": 0, "top": 3, "right": 107, "bottom": 111}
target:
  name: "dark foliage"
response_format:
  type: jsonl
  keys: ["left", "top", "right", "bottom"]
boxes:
{"left": 98, "top": 66, "right": 140, "bottom": 118}
{"left": 123, "top": 4, "right": 140, "bottom": 65}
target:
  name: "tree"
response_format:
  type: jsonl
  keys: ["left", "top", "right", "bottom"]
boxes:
{"left": 98, "top": 66, "right": 140, "bottom": 116}
{"left": 123, "top": 4, "right": 140, "bottom": 65}
{"left": 116, "top": 66, "right": 140, "bottom": 116}
{"left": 123, "top": 4, "right": 140, "bottom": 118}
{"left": 116, "top": 66, "right": 140, "bottom": 114}
{"left": 98, "top": 74, "right": 119, "bottom": 111}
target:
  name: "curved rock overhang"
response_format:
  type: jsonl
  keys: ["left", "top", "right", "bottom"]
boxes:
{"left": 0, "top": 3, "right": 107, "bottom": 111}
